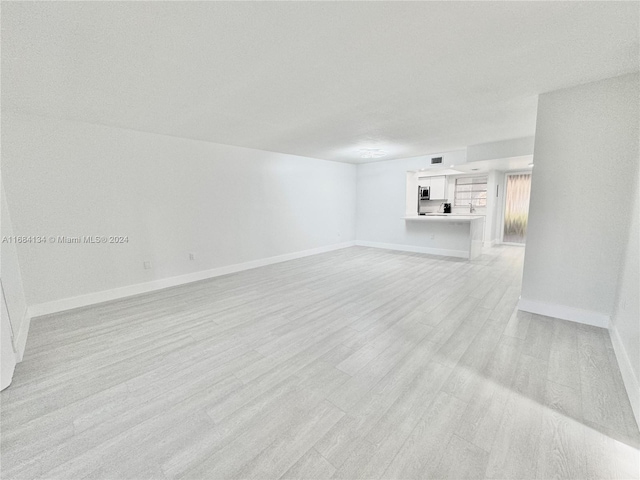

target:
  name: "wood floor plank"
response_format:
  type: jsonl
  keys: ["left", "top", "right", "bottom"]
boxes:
{"left": 484, "top": 391, "right": 543, "bottom": 479}
{"left": 439, "top": 324, "right": 505, "bottom": 403}
{"left": 584, "top": 426, "right": 640, "bottom": 480}
{"left": 455, "top": 380, "right": 511, "bottom": 454}
{"left": 282, "top": 448, "right": 336, "bottom": 480}
{"left": 334, "top": 361, "right": 453, "bottom": 479}
{"left": 577, "top": 324, "right": 629, "bottom": 437}
{"left": 431, "top": 434, "right": 490, "bottom": 479}
{"left": 503, "top": 308, "right": 531, "bottom": 340}
{"left": 521, "top": 313, "right": 554, "bottom": 362}
{"left": 237, "top": 401, "right": 345, "bottom": 480}
{"left": 547, "top": 319, "right": 581, "bottom": 391}
{"left": 314, "top": 335, "right": 440, "bottom": 469}
{"left": 325, "top": 322, "right": 431, "bottom": 412}
{"left": 432, "top": 306, "right": 491, "bottom": 367}
{"left": 538, "top": 413, "right": 586, "bottom": 480}
{"left": 381, "top": 391, "right": 468, "bottom": 479}
{"left": 484, "top": 340, "right": 554, "bottom": 480}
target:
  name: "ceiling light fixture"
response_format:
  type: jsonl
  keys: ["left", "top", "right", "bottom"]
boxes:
{"left": 359, "top": 148, "right": 387, "bottom": 159}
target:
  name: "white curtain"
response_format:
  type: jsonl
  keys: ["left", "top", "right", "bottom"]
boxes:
{"left": 503, "top": 173, "right": 532, "bottom": 244}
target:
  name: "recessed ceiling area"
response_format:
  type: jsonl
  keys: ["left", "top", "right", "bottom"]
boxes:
{"left": 2, "top": 2, "right": 638, "bottom": 163}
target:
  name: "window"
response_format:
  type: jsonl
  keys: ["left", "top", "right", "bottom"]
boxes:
{"left": 454, "top": 176, "right": 488, "bottom": 207}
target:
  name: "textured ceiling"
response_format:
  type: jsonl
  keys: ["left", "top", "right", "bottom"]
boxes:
{"left": 2, "top": 2, "right": 638, "bottom": 163}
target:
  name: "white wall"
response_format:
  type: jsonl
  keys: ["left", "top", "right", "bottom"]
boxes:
{"left": 610, "top": 171, "right": 639, "bottom": 427}
{"left": 1, "top": 179, "right": 30, "bottom": 361}
{"left": 2, "top": 114, "right": 356, "bottom": 310}
{"left": 520, "top": 73, "right": 639, "bottom": 327}
{"left": 487, "top": 170, "right": 503, "bottom": 245}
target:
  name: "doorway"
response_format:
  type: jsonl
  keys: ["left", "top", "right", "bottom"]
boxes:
{"left": 502, "top": 172, "right": 532, "bottom": 245}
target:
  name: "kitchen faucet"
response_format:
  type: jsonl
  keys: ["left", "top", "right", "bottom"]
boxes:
{"left": 469, "top": 202, "right": 475, "bottom": 213}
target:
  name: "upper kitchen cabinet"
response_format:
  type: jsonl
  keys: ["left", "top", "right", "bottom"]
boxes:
{"left": 417, "top": 175, "right": 447, "bottom": 200}
{"left": 430, "top": 176, "right": 447, "bottom": 200}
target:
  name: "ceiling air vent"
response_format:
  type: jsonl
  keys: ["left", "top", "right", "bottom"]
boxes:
{"left": 431, "top": 156, "right": 443, "bottom": 165}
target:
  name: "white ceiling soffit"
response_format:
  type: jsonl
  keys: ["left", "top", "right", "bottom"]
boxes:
{"left": 2, "top": 2, "right": 638, "bottom": 164}
{"left": 456, "top": 156, "right": 535, "bottom": 174}
{"left": 413, "top": 155, "right": 533, "bottom": 176}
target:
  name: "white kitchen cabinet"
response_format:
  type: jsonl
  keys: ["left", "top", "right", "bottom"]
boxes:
{"left": 417, "top": 177, "right": 430, "bottom": 188}
{"left": 429, "top": 176, "right": 447, "bottom": 200}
{"left": 416, "top": 175, "right": 447, "bottom": 200}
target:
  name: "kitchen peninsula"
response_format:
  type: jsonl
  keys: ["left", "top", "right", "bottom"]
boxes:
{"left": 403, "top": 214, "right": 484, "bottom": 259}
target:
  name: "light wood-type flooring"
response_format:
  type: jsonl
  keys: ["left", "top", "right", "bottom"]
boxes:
{"left": 1, "top": 246, "right": 638, "bottom": 479}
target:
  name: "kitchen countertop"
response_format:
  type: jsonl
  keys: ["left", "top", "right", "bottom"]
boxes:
{"left": 421, "top": 212, "right": 485, "bottom": 216}
{"left": 403, "top": 215, "right": 484, "bottom": 222}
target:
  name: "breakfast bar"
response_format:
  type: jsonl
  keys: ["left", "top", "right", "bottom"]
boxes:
{"left": 403, "top": 215, "right": 484, "bottom": 260}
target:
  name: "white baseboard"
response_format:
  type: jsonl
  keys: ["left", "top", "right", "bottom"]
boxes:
{"left": 28, "top": 241, "right": 356, "bottom": 319}
{"left": 355, "top": 240, "right": 468, "bottom": 259}
{"left": 609, "top": 325, "right": 640, "bottom": 430}
{"left": 14, "top": 308, "right": 31, "bottom": 363}
{"left": 518, "top": 298, "right": 610, "bottom": 328}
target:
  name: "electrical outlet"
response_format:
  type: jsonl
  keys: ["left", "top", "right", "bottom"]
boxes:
{"left": 143, "top": 261, "right": 152, "bottom": 270}
{"left": 189, "top": 253, "right": 196, "bottom": 261}
{"left": 430, "top": 234, "right": 435, "bottom": 240}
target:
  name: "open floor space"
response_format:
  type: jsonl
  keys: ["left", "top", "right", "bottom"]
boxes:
{"left": 2, "top": 246, "right": 638, "bottom": 479}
